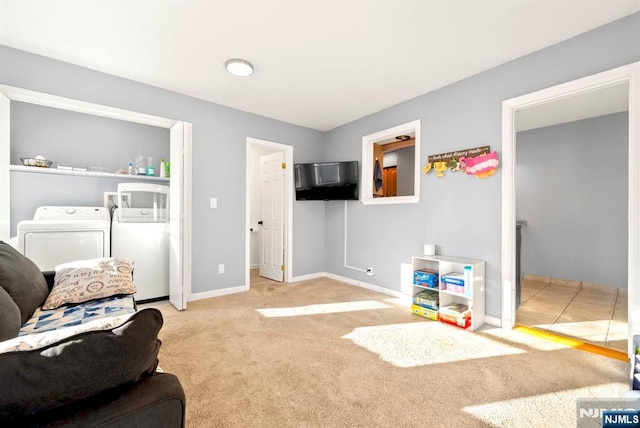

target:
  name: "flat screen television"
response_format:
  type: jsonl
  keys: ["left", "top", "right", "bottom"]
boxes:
{"left": 294, "top": 161, "right": 359, "bottom": 201}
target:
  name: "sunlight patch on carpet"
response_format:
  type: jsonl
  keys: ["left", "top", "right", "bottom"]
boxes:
{"left": 342, "top": 321, "right": 525, "bottom": 367}
{"left": 463, "top": 382, "right": 627, "bottom": 427}
{"left": 256, "top": 300, "right": 392, "bottom": 317}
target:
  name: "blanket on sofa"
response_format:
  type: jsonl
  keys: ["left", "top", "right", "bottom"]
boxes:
{"left": 19, "top": 294, "right": 136, "bottom": 336}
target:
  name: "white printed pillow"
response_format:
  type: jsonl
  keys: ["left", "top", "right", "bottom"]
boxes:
{"left": 42, "top": 257, "right": 136, "bottom": 310}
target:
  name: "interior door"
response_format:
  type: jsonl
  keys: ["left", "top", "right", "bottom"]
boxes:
{"left": 259, "top": 152, "right": 285, "bottom": 282}
{"left": 383, "top": 167, "right": 397, "bottom": 197}
{"left": 169, "top": 122, "right": 186, "bottom": 310}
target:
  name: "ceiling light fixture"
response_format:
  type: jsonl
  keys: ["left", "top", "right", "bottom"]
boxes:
{"left": 225, "top": 58, "right": 254, "bottom": 77}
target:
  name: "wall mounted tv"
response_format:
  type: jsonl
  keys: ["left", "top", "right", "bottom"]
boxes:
{"left": 294, "top": 161, "right": 359, "bottom": 201}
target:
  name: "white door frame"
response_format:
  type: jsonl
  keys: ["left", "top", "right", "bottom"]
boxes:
{"left": 501, "top": 62, "right": 640, "bottom": 356}
{"left": 0, "top": 85, "right": 192, "bottom": 308}
{"left": 245, "top": 137, "right": 293, "bottom": 286}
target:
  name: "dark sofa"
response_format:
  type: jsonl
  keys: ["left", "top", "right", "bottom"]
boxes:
{"left": 0, "top": 242, "right": 185, "bottom": 427}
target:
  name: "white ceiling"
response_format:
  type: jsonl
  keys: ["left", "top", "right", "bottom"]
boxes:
{"left": 1, "top": 0, "right": 639, "bottom": 131}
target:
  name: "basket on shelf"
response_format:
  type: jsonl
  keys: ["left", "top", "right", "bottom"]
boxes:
{"left": 21, "top": 158, "right": 52, "bottom": 168}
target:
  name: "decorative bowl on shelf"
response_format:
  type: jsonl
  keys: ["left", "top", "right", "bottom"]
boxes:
{"left": 21, "top": 157, "right": 52, "bottom": 168}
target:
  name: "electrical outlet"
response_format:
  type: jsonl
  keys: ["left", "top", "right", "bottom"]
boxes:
{"left": 218, "top": 264, "right": 224, "bottom": 274}
{"left": 210, "top": 197, "right": 218, "bottom": 209}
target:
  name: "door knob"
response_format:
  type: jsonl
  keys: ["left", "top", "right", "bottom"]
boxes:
{"left": 258, "top": 221, "right": 263, "bottom": 225}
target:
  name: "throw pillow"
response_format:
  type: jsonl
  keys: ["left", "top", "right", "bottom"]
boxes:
{"left": 0, "top": 286, "right": 21, "bottom": 341}
{"left": 0, "top": 241, "right": 49, "bottom": 324}
{"left": 42, "top": 257, "right": 136, "bottom": 310}
{"left": 0, "top": 308, "right": 162, "bottom": 420}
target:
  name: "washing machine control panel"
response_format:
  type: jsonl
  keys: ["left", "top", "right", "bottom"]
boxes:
{"left": 33, "top": 206, "right": 111, "bottom": 221}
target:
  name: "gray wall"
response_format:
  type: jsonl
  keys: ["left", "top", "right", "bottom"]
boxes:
{"left": 9, "top": 101, "right": 171, "bottom": 236}
{"left": 323, "top": 12, "right": 640, "bottom": 317}
{"left": 516, "top": 113, "right": 628, "bottom": 288}
{"left": 2, "top": 11, "right": 639, "bottom": 313}
{"left": 0, "top": 45, "right": 326, "bottom": 294}
{"left": 11, "top": 101, "right": 169, "bottom": 172}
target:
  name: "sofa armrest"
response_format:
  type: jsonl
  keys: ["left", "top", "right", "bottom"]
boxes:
{"left": 42, "top": 271, "right": 55, "bottom": 291}
{"left": 6, "top": 373, "right": 186, "bottom": 428}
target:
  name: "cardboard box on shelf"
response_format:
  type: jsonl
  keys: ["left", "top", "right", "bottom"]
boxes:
{"left": 412, "top": 304, "right": 439, "bottom": 321}
{"left": 446, "top": 283, "right": 465, "bottom": 294}
{"left": 414, "top": 269, "right": 439, "bottom": 288}
{"left": 441, "top": 272, "right": 467, "bottom": 295}
{"left": 441, "top": 272, "right": 465, "bottom": 286}
{"left": 412, "top": 289, "right": 439, "bottom": 310}
{"left": 439, "top": 303, "right": 471, "bottom": 329}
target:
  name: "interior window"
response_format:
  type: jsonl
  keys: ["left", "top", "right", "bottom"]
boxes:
{"left": 361, "top": 120, "right": 421, "bottom": 205}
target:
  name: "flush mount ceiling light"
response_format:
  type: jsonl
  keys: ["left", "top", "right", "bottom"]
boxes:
{"left": 225, "top": 58, "right": 254, "bottom": 77}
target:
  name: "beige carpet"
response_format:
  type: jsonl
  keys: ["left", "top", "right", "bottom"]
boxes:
{"left": 147, "top": 275, "right": 628, "bottom": 427}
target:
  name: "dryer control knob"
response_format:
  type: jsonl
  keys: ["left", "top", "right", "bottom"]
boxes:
{"left": 66, "top": 208, "right": 76, "bottom": 215}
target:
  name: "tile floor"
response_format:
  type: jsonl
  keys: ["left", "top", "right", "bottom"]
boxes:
{"left": 516, "top": 277, "right": 628, "bottom": 352}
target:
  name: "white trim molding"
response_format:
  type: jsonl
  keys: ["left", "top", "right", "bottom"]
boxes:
{"left": 0, "top": 85, "right": 176, "bottom": 128}
{"left": 0, "top": 84, "right": 192, "bottom": 311}
{"left": 501, "top": 61, "right": 640, "bottom": 358}
{"left": 245, "top": 137, "right": 294, "bottom": 288}
{"left": 324, "top": 272, "right": 407, "bottom": 299}
{"left": 189, "top": 285, "right": 249, "bottom": 302}
{"left": 361, "top": 119, "right": 421, "bottom": 205}
{"left": 483, "top": 315, "right": 502, "bottom": 328}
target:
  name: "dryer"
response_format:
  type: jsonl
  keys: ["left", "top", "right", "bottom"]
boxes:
{"left": 17, "top": 206, "right": 111, "bottom": 271}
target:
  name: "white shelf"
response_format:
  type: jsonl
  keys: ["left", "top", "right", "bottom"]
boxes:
{"left": 410, "top": 255, "right": 486, "bottom": 331}
{"left": 10, "top": 165, "right": 170, "bottom": 183}
{"left": 439, "top": 288, "right": 469, "bottom": 298}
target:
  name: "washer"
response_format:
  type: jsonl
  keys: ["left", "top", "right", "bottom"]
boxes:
{"left": 111, "top": 183, "right": 169, "bottom": 302}
{"left": 17, "top": 206, "right": 111, "bottom": 271}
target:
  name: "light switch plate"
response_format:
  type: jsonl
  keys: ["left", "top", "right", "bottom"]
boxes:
{"left": 210, "top": 197, "right": 217, "bottom": 208}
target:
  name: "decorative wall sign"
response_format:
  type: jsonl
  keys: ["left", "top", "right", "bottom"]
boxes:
{"left": 423, "top": 145, "right": 499, "bottom": 178}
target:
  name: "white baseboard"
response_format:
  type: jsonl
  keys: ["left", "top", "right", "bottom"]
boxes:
{"left": 290, "top": 272, "right": 326, "bottom": 282}
{"left": 324, "top": 272, "right": 406, "bottom": 299}
{"left": 189, "top": 284, "right": 248, "bottom": 302}
{"left": 250, "top": 264, "right": 259, "bottom": 269}
{"left": 483, "top": 315, "right": 501, "bottom": 327}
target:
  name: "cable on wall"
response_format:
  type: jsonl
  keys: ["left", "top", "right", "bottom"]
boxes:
{"left": 344, "top": 200, "right": 374, "bottom": 275}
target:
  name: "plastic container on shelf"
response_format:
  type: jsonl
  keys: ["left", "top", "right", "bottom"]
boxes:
{"left": 145, "top": 157, "right": 155, "bottom": 176}
{"left": 463, "top": 265, "right": 473, "bottom": 297}
{"left": 134, "top": 155, "right": 147, "bottom": 175}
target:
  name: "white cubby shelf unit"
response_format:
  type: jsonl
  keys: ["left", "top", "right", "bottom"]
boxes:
{"left": 411, "top": 255, "right": 485, "bottom": 331}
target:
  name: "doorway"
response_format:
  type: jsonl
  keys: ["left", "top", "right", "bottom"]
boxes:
{"left": 245, "top": 137, "right": 293, "bottom": 287}
{"left": 501, "top": 61, "right": 640, "bottom": 357}
{"left": 0, "top": 86, "right": 193, "bottom": 311}
{"left": 514, "top": 89, "right": 628, "bottom": 352}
